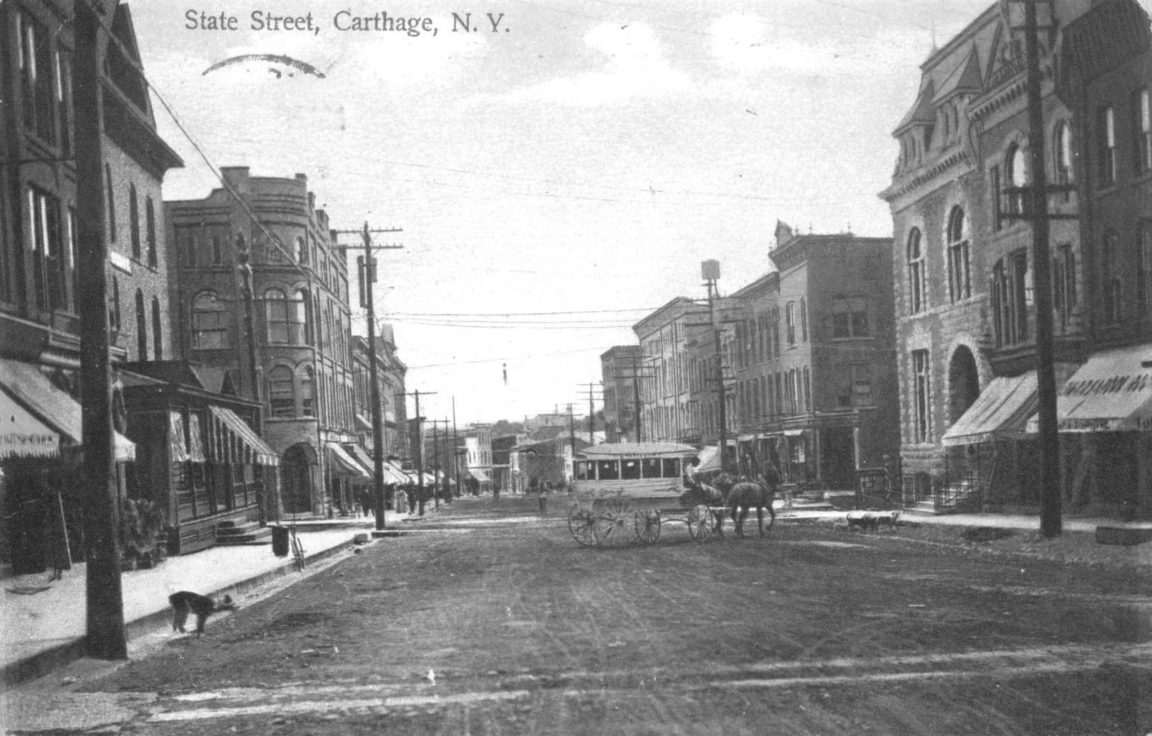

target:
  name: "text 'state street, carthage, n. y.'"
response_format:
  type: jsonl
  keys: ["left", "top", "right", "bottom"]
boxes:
{"left": 182, "top": 10, "right": 511, "bottom": 37}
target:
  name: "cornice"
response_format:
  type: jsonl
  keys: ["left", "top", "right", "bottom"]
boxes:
{"left": 880, "top": 148, "right": 973, "bottom": 205}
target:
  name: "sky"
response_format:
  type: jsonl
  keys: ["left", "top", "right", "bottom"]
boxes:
{"left": 127, "top": 0, "right": 1001, "bottom": 426}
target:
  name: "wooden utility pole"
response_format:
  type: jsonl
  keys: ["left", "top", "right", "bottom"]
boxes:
{"left": 430, "top": 419, "right": 442, "bottom": 510}
{"left": 334, "top": 225, "right": 402, "bottom": 532}
{"left": 706, "top": 272, "right": 728, "bottom": 473}
{"left": 452, "top": 397, "right": 461, "bottom": 501}
{"left": 401, "top": 389, "right": 437, "bottom": 515}
{"left": 576, "top": 383, "right": 603, "bottom": 446}
{"left": 235, "top": 239, "right": 272, "bottom": 524}
{"left": 1023, "top": 0, "right": 1062, "bottom": 537}
{"left": 74, "top": 0, "right": 126, "bottom": 659}
{"left": 567, "top": 403, "right": 577, "bottom": 461}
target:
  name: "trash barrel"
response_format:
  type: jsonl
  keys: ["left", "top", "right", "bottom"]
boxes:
{"left": 271, "top": 525, "right": 290, "bottom": 557}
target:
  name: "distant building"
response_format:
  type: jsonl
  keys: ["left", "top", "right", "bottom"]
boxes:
{"left": 600, "top": 345, "right": 642, "bottom": 443}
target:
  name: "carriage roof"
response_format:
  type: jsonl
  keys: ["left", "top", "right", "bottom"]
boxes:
{"left": 577, "top": 442, "right": 699, "bottom": 460}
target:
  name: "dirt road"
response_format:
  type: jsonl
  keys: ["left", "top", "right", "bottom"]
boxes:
{"left": 6, "top": 496, "right": 1151, "bottom": 735}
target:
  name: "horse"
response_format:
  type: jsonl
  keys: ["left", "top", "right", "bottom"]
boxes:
{"left": 714, "top": 473, "right": 776, "bottom": 538}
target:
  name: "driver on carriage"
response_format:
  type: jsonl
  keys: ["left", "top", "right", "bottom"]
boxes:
{"left": 684, "top": 456, "right": 702, "bottom": 491}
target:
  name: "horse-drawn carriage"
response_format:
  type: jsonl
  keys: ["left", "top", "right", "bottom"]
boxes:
{"left": 566, "top": 443, "right": 775, "bottom": 547}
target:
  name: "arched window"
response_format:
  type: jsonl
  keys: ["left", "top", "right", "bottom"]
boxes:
{"left": 134, "top": 289, "right": 147, "bottom": 361}
{"left": 1054, "top": 122, "right": 1073, "bottom": 193}
{"left": 1006, "top": 144, "right": 1027, "bottom": 216}
{"left": 301, "top": 366, "right": 316, "bottom": 417}
{"left": 191, "top": 291, "right": 228, "bottom": 349}
{"left": 268, "top": 366, "right": 295, "bottom": 418}
{"left": 152, "top": 296, "right": 163, "bottom": 360}
{"left": 129, "top": 183, "right": 140, "bottom": 259}
{"left": 946, "top": 207, "right": 970, "bottom": 302}
{"left": 145, "top": 196, "right": 157, "bottom": 267}
{"left": 906, "top": 228, "right": 925, "bottom": 314}
{"left": 265, "top": 288, "right": 288, "bottom": 343}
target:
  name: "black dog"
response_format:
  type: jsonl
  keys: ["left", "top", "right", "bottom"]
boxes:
{"left": 169, "top": 591, "right": 237, "bottom": 637}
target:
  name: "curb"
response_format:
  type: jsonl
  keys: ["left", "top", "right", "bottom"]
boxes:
{"left": 1, "top": 536, "right": 359, "bottom": 690}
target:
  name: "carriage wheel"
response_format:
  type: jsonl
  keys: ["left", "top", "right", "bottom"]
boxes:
{"left": 633, "top": 509, "right": 661, "bottom": 544}
{"left": 594, "top": 498, "right": 632, "bottom": 547}
{"left": 568, "top": 505, "right": 597, "bottom": 547}
{"left": 687, "top": 504, "right": 717, "bottom": 543}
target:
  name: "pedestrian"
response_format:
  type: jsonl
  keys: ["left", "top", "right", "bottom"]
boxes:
{"left": 684, "top": 457, "right": 702, "bottom": 491}
{"left": 538, "top": 481, "right": 549, "bottom": 516}
{"left": 760, "top": 458, "right": 786, "bottom": 509}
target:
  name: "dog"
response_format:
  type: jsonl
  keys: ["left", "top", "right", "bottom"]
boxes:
{"left": 845, "top": 510, "right": 901, "bottom": 532}
{"left": 169, "top": 591, "right": 237, "bottom": 637}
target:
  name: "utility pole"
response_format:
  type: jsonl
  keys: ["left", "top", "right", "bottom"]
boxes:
{"left": 75, "top": 0, "right": 126, "bottom": 660}
{"left": 567, "top": 403, "right": 577, "bottom": 462}
{"left": 401, "top": 389, "right": 437, "bottom": 515}
{"left": 633, "top": 353, "right": 643, "bottom": 443}
{"left": 576, "top": 383, "right": 603, "bottom": 446}
{"left": 333, "top": 224, "right": 403, "bottom": 532}
{"left": 431, "top": 419, "right": 440, "bottom": 510}
{"left": 1023, "top": 0, "right": 1062, "bottom": 537}
{"left": 703, "top": 261, "right": 728, "bottom": 473}
{"left": 452, "top": 397, "right": 461, "bottom": 501}
{"left": 235, "top": 238, "right": 272, "bottom": 525}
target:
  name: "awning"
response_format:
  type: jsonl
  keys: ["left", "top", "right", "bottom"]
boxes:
{"left": 0, "top": 389, "right": 59, "bottom": 458}
{"left": 207, "top": 405, "right": 278, "bottom": 466}
{"left": 468, "top": 468, "right": 491, "bottom": 483}
{"left": 1042, "top": 345, "right": 1152, "bottom": 432}
{"left": 0, "top": 358, "right": 134, "bottom": 461}
{"left": 355, "top": 413, "right": 372, "bottom": 432}
{"left": 327, "top": 442, "right": 370, "bottom": 479}
{"left": 383, "top": 460, "right": 411, "bottom": 484}
{"left": 942, "top": 372, "right": 1037, "bottom": 446}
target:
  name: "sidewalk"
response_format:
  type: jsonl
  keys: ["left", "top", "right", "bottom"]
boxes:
{"left": 1, "top": 512, "right": 405, "bottom": 689}
{"left": 781, "top": 503, "right": 1152, "bottom": 535}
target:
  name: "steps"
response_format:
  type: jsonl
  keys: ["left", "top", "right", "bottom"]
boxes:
{"left": 215, "top": 520, "right": 272, "bottom": 546}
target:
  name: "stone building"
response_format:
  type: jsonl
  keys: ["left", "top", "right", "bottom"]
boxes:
{"left": 600, "top": 345, "right": 642, "bottom": 443}
{"left": 880, "top": 0, "right": 1102, "bottom": 512}
{"left": 166, "top": 167, "right": 361, "bottom": 517}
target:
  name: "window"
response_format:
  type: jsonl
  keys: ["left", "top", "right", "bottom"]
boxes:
{"left": 17, "top": 11, "right": 55, "bottom": 143}
{"left": 597, "top": 460, "right": 619, "bottom": 480}
{"left": 837, "top": 364, "right": 874, "bottom": 407}
{"left": 1053, "top": 244, "right": 1077, "bottom": 331}
{"left": 1136, "top": 89, "right": 1151, "bottom": 175}
{"left": 296, "top": 236, "right": 308, "bottom": 264}
{"left": 152, "top": 296, "right": 163, "bottom": 360}
{"left": 56, "top": 50, "right": 71, "bottom": 156}
{"left": 1006, "top": 145, "right": 1027, "bottom": 217}
{"left": 772, "top": 308, "right": 780, "bottom": 357}
{"left": 1054, "top": 121, "right": 1073, "bottom": 200}
{"left": 803, "top": 367, "right": 811, "bottom": 412}
{"left": 135, "top": 289, "right": 147, "bottom": 361}
{"left": 800, "top": 297, "right": 808, "bottom": 341}
{"left": 946, "top": 206, "right": 971, "bottom": 302}
{"left": 268, "top": 366, "right": 295, "bottom": 418}
{"left": 621, "top": 459, "right": 641, "bottom": 480}
{"left": 1142, "top": 222, "right": 1152, "bottom": 316}
{"left": 212, "top": 235, "right": 222, "bottom": 265}
{"left": 27, "top": 187, "right": 64, "bottom": 312}
{"left": 992, "top": 251, "right": 1030, "bottom": 346}
{"left": 906, "top": 228, "right": 925, "bottom": 314}
{"left": 109, "top": 276, "right": 121, "bottom": 332}
{"left": 990, "top": 165, "right": 1003, "bottom": 231}
{"left": 105, "top": 165, "right": 116, "bottom": 242}
{"left": 785, "top": 302, "right": 796, "bottom": 345}
{"left": 265, "top": 289, "right": 289, "bottom": 343}
{"left": 67, "top": 207, "right": 77, "bottom": 310}
{"left": 1102, "top": 230, "right": 1123, "bottom": 324}
{"left": 191, "top": 291, "right": 228, "bottom": 349}
{"left": 912, "top": 350, "right": 931, "bottom": 443}
{"left": 831, "top": 296, "right": 869, "bottom": 338}
{"left": 301, "top": 366, "right": 316, "bottom": 417}
{"left": 145, "top": 197, "right": 157, "bottom": 267}
{"left": 1098, "top": 105, "right": 1116, "bottom": 186}
{"left": 661, "top": 458, "right": 680, "bottom": 479}
{"left": 129, "top": 183, "right": 140, "bottom": 260}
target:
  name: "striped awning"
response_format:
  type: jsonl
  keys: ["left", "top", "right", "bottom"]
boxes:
{"left": 327, "top": 442, "right": 370, "bottom": 479}
{"left": 207, "top": 405, "right": 278, "bottom": 466}
{"left": 0, "top": 358, "right": 134, "bottom": 461}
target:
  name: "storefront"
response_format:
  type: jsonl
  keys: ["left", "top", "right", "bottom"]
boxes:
{"left": 0, "top": 359, "right": 135, "bottom": 574}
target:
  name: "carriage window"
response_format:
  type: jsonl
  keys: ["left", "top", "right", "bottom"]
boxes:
{"left": 574, "top": 461, "right": 591, "bottom": 481}
{"left": 621, "top": 460, "right": 641, "bottom": 480}
{"left": 597, "top": 460, "right": 620, "bottom": 480}
{"left": 641, "top": 458, "right": 661, "bottom": 478}
{"left": 662, "top": 458, "right": 681, "bottom": 478}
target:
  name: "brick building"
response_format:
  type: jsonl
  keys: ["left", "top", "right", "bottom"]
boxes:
{"left": 0, "top": 1, "right": 185, "bottom": 569}
{"left": 600, "top": 345, "right": 642, "bottom": 443}
{"left": 167, "top": 167, "right": 361, "bottom": 517}
{"left": 633, "top": 297, "right": 708, "bottom": 445}
{"left": 351, "top": 330, "right": 408, "bottom": 461}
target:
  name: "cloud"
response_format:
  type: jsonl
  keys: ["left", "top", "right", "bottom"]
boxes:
{"left": 501, "top": 22, "right": 688, "bottom": 106}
